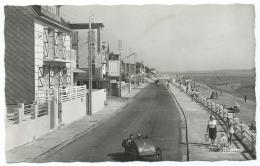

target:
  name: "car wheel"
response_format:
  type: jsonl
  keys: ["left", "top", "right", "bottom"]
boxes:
{"left": 131, "top": 148, "right": 138, "bottom": 161}
{"left": 155, "top": 148, "right": 162, "bottom": 161}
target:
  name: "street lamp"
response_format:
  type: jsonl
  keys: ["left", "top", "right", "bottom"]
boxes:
{"left": 88, "top": 14, "right": 94, "bottom": 115}
{"left": 118, "top": 40, "right": 122, "bottom": 97}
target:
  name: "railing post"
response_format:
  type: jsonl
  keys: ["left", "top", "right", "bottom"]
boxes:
{"left": 18, "top": 103, "right": 24, "bottom": 111}
{"left": 211, "top": 102, "right": 215, "bottom": 111}
{"left": 47, "top": 99, "right": 51, "bottom": 116}
{"left": 251, "top": 134, "right": 256, "bottom": 154}
{"left": 76, "top": 86, "right": 78, "bottom": 98}
{"left": 233, "top": 118, "right": 239, "bottom": 125}
{"left": 240, "top": 124, "right": 245, "bottom": 140}
{"left": 16, "top": 108, "right": 23, "bottom": 124}
{"left": 223, "top": 109, "right": 228, "bottom": 121}
{"left": 33, "top": 101, "right": 39, "bottom": 119}
{"left": 219, "top": 109, "right": 223, "bottom": 118}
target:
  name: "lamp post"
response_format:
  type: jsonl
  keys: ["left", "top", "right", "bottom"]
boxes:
{"left": 102, "top": 41, "right": 110, "bottom": 95}
{"left": 88, "top": 14, "right": 94, "bottom": 115}
{"left": 118, "top": 40, "right": 122, "bottom": 97}
{"left": 124, "top": 52, "right": 137, "bottom": 88}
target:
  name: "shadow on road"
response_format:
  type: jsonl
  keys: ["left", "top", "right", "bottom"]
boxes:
{"left": 107, "top": 152, "right": 132, "bottom": 162}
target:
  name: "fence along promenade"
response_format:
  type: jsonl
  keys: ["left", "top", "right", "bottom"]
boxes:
{"left": 173, "top": 80, "right": 256, "bottom": 158}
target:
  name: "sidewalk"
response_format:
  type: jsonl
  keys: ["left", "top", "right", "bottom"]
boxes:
{"left": 168, "top": 83, "right": 252, "bottom": 161}
{"left": 6, "top": 83, "right": 148, "bottom": 163}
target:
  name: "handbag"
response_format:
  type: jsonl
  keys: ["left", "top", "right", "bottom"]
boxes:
{"left": 205, "top": 133, "right": 209, "bottom": 142}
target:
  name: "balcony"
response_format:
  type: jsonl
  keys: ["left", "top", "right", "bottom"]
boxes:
{"left": 44, "top": 50, "right": 76, "bottom": 63}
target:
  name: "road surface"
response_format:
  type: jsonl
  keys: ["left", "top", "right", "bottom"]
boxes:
{"left": 40, "top": 83, "right": 183, "bottom": 162}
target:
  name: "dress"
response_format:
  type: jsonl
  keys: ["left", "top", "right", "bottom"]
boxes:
{"left": 208, "top": 120, "right": 217, "bottom": 139}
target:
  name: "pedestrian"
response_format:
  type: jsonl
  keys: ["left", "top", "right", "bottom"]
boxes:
{"left": 191, "top": 90, "right": 194, "bottom": 102}
{"left": 206, "top": 115, "right": 218, "bottom": 145}
{"left": 219, "top": 132, "right": 228, "bottom": 148}
{"left": 244, "top": 95, "right": 247, "bottom": 103}
{"left": 227, "top": 120, "right": 234, "bottom": 146}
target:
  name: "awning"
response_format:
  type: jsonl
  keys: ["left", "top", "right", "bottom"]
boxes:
{"left": 73, "top": 69, "right": 87, "bottom": 73}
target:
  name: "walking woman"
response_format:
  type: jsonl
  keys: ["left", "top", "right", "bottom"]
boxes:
{"left": 227, "top": 120, "right": 234, "bottom": 146}
{"left": 206, "top": 115, "right": 218, "bottom": 145}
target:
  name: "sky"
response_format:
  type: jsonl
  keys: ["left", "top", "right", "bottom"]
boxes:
{"left": 60, "top": 4, "right": 255, "bottom": 72}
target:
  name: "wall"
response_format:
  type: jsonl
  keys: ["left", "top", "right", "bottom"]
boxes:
{"left": 61, "top": 97, "right": 86, "bottom": 125}
{"left": 5, "top": 6, "right": 35, "bottom": 105}
{"left": 121, "top": 83, "right": 131, "bottom": 97}
{"left": 74, "top": 67, "right": 102, "bottom": 81}
{"left": 92, "top": 89, "right": 106, "bottom": 114}
{"left": 108, "top": 60, "right": 120, "bottom": 77}
{"left": 6, "top": 115, "right": 50, "bottom": 151}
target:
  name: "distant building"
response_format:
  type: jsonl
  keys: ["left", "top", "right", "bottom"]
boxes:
{"left": 63, "top": 21, "right": 106, "bottom": 88}
{"left": 5, "top": 6, "right": 76, "bottom": 106}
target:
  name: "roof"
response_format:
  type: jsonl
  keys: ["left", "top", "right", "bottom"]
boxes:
{"left": 31, "top": 5, "right": 72, "bottom": 31}
{"left": 31, "top": 6, "right": 105, "bottom": 31}
{"left": 69, "top": 23, "right": 104, "bottom": 29}
{"left": 73, "top": 68, "right": 87, "bottom": 73}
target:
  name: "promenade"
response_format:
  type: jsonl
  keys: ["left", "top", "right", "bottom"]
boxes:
{"left": 168, "top": 82, "right": 253, "bottom": 161}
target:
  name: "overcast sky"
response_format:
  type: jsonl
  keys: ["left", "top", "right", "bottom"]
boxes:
{"left": 61, "top": 5, "right": 255, "bottom": 72}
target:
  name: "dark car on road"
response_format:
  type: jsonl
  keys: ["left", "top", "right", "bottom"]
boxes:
{"left": 122, "top": 134, "right": 162, "bottom": 161}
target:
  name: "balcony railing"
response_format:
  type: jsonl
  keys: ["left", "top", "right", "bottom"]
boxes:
{"left": 44, "top": 50, "right": 76, "bottom": 63}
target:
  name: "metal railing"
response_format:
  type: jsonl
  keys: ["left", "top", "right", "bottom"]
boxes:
{"left": 6, "top": 112, "right": 19, "bottom": 126}
{"left": 23, "top": 104, "right": 35, "bottom": 121}
{"left": 37, "top": 101, "right": 48, "bottom": 117}
{"left": 60, "top": 85, "right": 86, "bottom": 102}
{"left": 6, "top": 99, "right": 50, "bottom": 127}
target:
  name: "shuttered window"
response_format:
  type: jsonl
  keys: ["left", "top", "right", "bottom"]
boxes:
{"left": 66, "top": 68, "right": 71, "bottom": 85}
{"left": 49, "top": 67, "right": 55, "bottom": 88}
{"left": 59, "top": 68, "right": 63, "bottom": 85}
{"left": 38, "top": 67, "right": 44, "bottom": 88}
{"left": 43, "top": 28, "right": 49, "bottom": 58}
{"left": 54, "top": 31, "right": 59, "bottom": 58}
{"left": 62, "top": 33, "right": 66, "bottom": 59}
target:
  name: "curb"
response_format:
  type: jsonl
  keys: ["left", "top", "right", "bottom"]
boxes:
{"left": 30, "top": 101, "right": 129, "bottom": 162}
{"left": 30, "top": 84, "right": 148, "bottom": 162}
{"left": 167, "top": 84, "right": 190, "bottom": 161}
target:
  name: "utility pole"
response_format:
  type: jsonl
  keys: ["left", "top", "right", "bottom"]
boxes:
{"left": 88, "top": 14, "right": 94, "bottom": 115}
{"left": 134, "top": 54, "right": 136, "bottom": 88}
{"left": 118, "top": 40, "right": 122, "bottom": 97}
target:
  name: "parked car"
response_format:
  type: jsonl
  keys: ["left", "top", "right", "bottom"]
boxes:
{"left": 122, "top": 134, "right": 162, "bottom": 161}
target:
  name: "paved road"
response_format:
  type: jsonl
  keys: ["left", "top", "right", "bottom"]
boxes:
{"left": 40, "top": 83, "right": 183, "bottom": 162}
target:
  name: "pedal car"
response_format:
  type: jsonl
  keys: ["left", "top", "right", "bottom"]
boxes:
{"left": 122, "top": 133, "right": 162, "bottom": 161}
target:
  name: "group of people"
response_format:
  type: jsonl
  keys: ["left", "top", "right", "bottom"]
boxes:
{"left": 122, "top": 133, "right": 146, "bottom": 148}
{"left": 206, "top": 115, "right": 234, "bottom": 150}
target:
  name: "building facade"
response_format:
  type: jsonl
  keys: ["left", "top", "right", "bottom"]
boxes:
{"left": 5, "top": 6, "right": 76, "bottom": 106}
{"left": 68, "top": 23, "right": 107, "bottom": 88}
